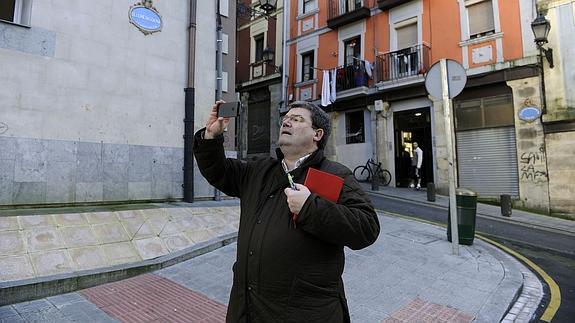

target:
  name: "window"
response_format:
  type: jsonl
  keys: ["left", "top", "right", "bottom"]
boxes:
{"left": 396, "top": 23, "right": 417, "bottom": 50}
{"left": 466, "top": 0, "right": 495, "bottom": 38}
{"left": 345, "top": 111, "right": 365, "bottom": 144}
{"left": 344, "top": 36, "right": 361, "bottom": 65}
{"left": 344, "top": 0, "right": 363, "bottom": 13}
{"left": 455, "top": 95, "right": 514, "bottom": 130}
{"left": 254, "top": 34, "right": 264, "bottom": 62}
{"left": 0, "top": 0, "right": 31, "bottom": 25}
{"left": 219, "top": 0, "right": 229, "bottom": 17}
{"left": 303, "top": 0, "right": 316, "bottom": 14}
{"left": 301, "top": 51, "right": 314, "bottom": 82}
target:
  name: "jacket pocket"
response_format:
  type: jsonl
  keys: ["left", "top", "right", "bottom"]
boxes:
{"left": 284, "top": 277, "right": 344, "bottom": 323}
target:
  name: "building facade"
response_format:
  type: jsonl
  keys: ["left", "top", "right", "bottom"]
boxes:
{"left": 0, "top": 0, "right": 237, "bottom": 205}
{"left": 284, "top": 0, "right": 573, "bottom": 215}
{"left": 236, "top": 0, "right": 286, "bottom": 158}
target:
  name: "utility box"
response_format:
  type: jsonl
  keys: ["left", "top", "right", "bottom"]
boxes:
{"left": 447, "top": 188, "right": 478, "bottom": 245}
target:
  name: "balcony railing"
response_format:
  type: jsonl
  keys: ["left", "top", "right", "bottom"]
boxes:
{"left": 327, "top": 0, "right": 374, "bottom": 29}
{"left": 335, "top": 60, "right": 370, "bottom": 92}
{"left": 376, "top": 0, "right": 411, "bottom": 11}
{"left": 376, "top": 44, "right": 431, "bottom": 83}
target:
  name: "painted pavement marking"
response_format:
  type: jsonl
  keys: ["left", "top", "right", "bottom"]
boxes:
{"left": 381, "top": 298, "right": 474, "bottom": 323}
{"left": 81, "top": 273, "right": 227, "bottom": 323}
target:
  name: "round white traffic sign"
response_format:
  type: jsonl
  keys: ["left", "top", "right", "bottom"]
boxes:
{"left": 425, "top": 59, "right": 467, "bottom": 99}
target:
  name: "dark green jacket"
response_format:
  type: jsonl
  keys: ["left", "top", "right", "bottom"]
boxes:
{"left": 193, "top": 129, "right": 380, "bottom": 323}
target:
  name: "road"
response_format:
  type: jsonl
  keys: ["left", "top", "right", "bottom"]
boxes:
{"left": 369, "top": 193, "right": 575, "bottom": 322}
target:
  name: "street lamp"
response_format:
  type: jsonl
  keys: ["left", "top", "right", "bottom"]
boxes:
{"left": 262, "top": 47, "right": 282, "bottom": 73}
{"left": 237, "top": 0, "right": 278, "bottom": 20}
{"left": 531, "top": 13, "right": 554, "bottom": 68}
{"left": 259, "top": 0, "right": 278, "bottom": 14}
{"left": 530, "top": 13, "right": 554, "bottom": 115}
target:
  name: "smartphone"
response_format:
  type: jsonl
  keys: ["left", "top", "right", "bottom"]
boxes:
{"left": 217, "top": 101, "right": 240, "bottom": 118}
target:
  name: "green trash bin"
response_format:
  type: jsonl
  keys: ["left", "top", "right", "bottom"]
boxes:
{"left": 447, "top": 188, "right": 477, "bottom": 245}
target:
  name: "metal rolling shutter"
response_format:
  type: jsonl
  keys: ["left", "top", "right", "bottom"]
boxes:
{"left": 456, "top": 127, "right": 519, "bottom": 198}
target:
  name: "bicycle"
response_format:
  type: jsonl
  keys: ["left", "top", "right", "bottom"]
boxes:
{"left": 353, "top": 159, "right": 392, "bottom": 186}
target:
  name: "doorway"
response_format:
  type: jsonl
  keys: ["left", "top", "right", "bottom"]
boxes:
{"left": 393, "top": 107, "right": 433, "bottom": 187}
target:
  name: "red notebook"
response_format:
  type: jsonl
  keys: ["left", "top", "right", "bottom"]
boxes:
{"left": 293, "top": 168, "right": 344, "bottom": 227}
{"left": 304, "top": 167, "right": 344, "bottom": 203}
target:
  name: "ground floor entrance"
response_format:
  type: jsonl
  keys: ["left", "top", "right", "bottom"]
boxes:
{"left": 393, "top": 107, "right": 434, "bottom": 187}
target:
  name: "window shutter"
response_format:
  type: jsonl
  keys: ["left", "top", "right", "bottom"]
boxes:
{"left": 468, "top": 1, "right": 494, "bottom": 36}
{"left": 396, "top": 23, "right": 418, "bottom": 50}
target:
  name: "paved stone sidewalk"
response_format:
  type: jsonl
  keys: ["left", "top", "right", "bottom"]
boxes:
{"left": 0, "top": 205, "right": 239, "bottom": 282}
{"left": 0, "top": 211, "right": 540, "bottom": 322}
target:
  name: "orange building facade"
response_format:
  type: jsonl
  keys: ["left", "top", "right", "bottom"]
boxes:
{"left": 284, "top": 0, "right": 569, "bottom": 214}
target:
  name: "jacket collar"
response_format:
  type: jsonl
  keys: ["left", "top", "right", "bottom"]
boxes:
{"left": 275, "top": 148, "right": 325, "bottom": 177}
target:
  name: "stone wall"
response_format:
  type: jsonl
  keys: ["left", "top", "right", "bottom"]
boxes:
{"left": 507, "top": 78, "right": 551, "bottom": 213}
{"left": 0, "top": 137, "right": 183, "bottom": 206}
{"left": 0, "top": 1, "right": 192, "bottom": 205}
{"left": 430, "top": 98, "right": 450, "bottom": 195}
{"left": 545, "top": 131, "right": 575, "bottom": 215}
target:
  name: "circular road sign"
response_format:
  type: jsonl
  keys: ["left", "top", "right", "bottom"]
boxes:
{"left": 425, "top": 59, "right": 467, "bottom": 99}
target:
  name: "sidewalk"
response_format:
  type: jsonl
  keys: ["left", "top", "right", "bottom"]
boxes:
{"left": 361, "top": 182, "right": 575, "bottom": 236}
{"left": 0, "top": 195, "right": 552, "bottom": 322}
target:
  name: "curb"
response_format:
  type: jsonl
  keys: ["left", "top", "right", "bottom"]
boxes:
{"left": 0, "top": 233, "right": 238, "bottom": 306}
{"left": 366, "top": 190, "right": 575, "bottom": 237}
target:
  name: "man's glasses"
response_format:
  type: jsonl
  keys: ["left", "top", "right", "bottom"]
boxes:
{"left": 281, "top": 114, "right": 306, "bottom": 124}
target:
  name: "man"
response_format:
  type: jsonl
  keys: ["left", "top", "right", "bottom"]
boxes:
{"left": 193, "top": 101, "right": 380, "bottom": 323}
{"left": 410, "top": 142, "right": 423, "bottom": 190}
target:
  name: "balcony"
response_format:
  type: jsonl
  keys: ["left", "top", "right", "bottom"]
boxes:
{"left": 335, "top": 60, "right": 371, "bottom": 92}
{"left": 327, "top": 0, "right": 374, "bottom": 29}
{"left": 376, "top": 0, "right": 411, "bottom": 11}
{"left": 375, "top": 44, "right": 431, "bottom": 83}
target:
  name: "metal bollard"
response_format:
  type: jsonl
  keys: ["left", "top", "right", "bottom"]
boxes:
{"left": 427, "top": 182, "right": 436, "bottom": 202}
{"left": 500, "top": 194, "right": 512, "bottom": 217}
{"left": 371, "top": 173, "right": 379, "bottom": 191}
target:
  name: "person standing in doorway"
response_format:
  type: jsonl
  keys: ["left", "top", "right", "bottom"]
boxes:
{"left": 410, "top": 142, "right": 423, "bottom": 190}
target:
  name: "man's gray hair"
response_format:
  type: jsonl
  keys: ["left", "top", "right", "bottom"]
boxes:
{"left": 288, "top": 101, "right": 331, "bottom": 149}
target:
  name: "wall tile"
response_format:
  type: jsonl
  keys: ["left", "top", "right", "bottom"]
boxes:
{"left": 76, "top": 159, "right": 103, "bottom": 182}
{"left": 0, "top": 159, "right": 14, "bottom": 204}
{"left": 13, "top": 182, "right": 46, "bottom": 204}
{"left": 76, "top": 182, "right": 103, "bottom": 202}
{"left": 77, "top": 142, "right": 102, "bottom": 160}
{"left": 128, "top": 182, "right": 151, "bottom": 200}
{"left": 103, "top": 181, "right": 128, "bottom": 201}
{"left": 103, "top": 143, "right": 129, "bottom": 163}
{"left": 47, "top": 140, "right": 77, "bottom": 162}
{"left": 14, "top": 159, "right": 47, "bottom": 182}
{"left": 0, "top": 137, "right": 16, "bottom": 160}
{"left": 103, "top": 162, "right": 128, "bottom": 182}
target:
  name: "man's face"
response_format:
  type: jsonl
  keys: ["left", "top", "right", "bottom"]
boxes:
{"left": 413, "top": 142, "right": 418, "bottom": 149}
{"left": 278, "top": 108, "right": 323, "bottom": 154}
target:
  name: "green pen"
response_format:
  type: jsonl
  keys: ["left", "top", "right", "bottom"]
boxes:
{"left": 287, "top": 173, "right": 298, "bottom": 190}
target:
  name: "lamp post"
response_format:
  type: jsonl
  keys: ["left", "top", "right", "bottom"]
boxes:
{"left": 262, "top": 47, "right": 282, "bottom": 73}
{"left": 237, "top": 0, "right": 278, "bottom": 19}
{"left": 531, "top": 13, "right": 554, "bottom": 115}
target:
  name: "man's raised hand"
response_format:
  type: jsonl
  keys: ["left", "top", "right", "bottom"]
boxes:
{"left": 205, "top": 101, "right": 231, "bottom": 139}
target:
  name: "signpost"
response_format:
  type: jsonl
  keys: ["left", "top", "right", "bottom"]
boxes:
{"left": 425, "top": 59, "right": 467, "bottom": 256}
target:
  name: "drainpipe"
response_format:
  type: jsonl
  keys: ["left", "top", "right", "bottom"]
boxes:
{"left": 214, "top": 0, "right": 223, "bottom": 201}
{"left": 281, "top": 0, "right": 289, "bottom": 112}
{"left": 183, "top": 0, "right": 197, "bottom": 202}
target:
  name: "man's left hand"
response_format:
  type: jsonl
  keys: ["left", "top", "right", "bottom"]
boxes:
{"left": 284, "top": 183, "right": 311, "bottom": 214}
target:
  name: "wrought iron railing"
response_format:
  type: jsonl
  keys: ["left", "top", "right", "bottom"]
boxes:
{"left": 335, "top": 60, "right": 371, "bottom": 92}
{"left": 376, "top": 44, "right": 431, "bottom": 83}
{"left": 328, "top": 0, "right": 375, "bottom": 20}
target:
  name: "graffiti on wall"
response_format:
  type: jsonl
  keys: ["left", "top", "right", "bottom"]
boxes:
{"left": 519, "top": 145, "right": 548, "bottom": 183}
